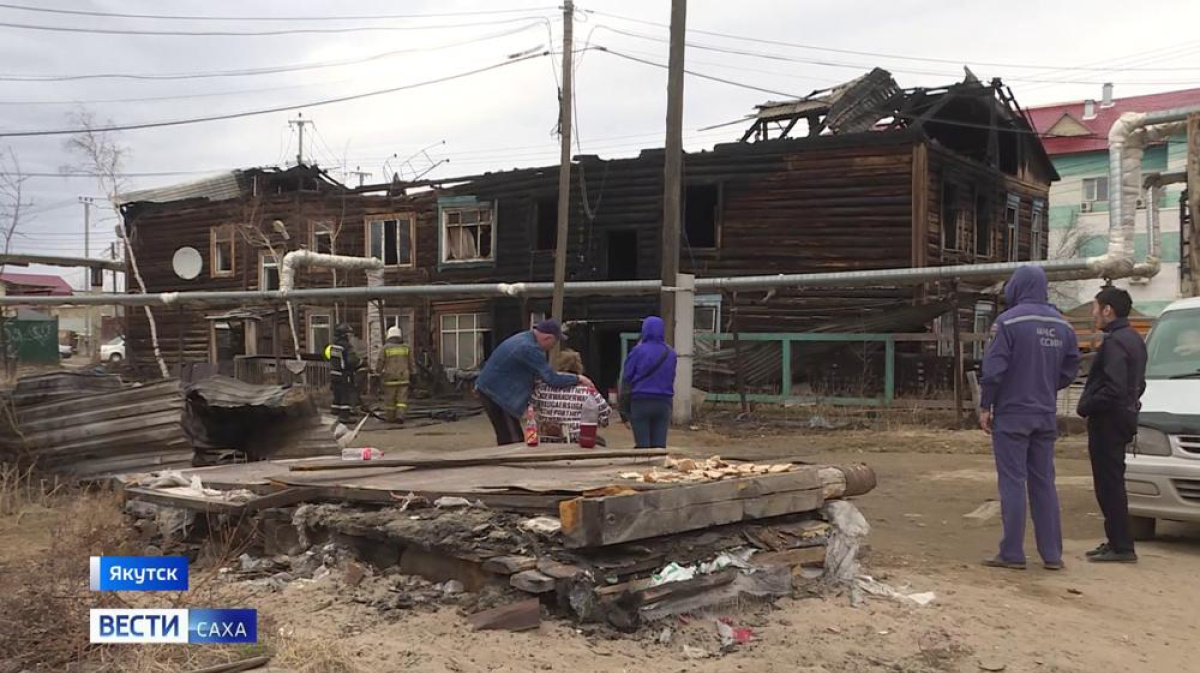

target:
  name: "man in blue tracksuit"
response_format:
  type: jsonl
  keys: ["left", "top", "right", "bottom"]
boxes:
{"left": 979, "top": 266, "right": 1081, "bottom": 570}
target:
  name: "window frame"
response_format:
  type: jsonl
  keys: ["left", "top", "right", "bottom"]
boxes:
{"left": 258, "top": 252, "right": 280, "bottom": 291}
{"left": 683, "top": 182, "right": 722, "bottom": 251}
{"left": 1004, "top": 194, "right": 1021, "bottom": 262}
{"left": 365, "top": 213, "right": 416, "bottom": 268}
{"left": 438, "top": 312, "right": 491, "bottom": 371}
{"left": 307, "top": 310, "right": 332, "bottom": 355}
{"left": 1030, "top": 199, "right": 1047, "bottom": 261}
{"left": 309, "top": 220, "right": 336, "bottom": 255}
{"left": 974, "top": 190, "right": 993, "bottom": 259}
{"left": 1082, "top": 176, "right": 1109, "bottom": 204}
{"left": 210, "top": 224, "right": 237, "bottom": 278}
{"left": 694, "top": 294, "right": 723, "bottom": 333}
{"left": 438, "top": 198, "right": 496, "bottom": 267}
{"left": 533, "top": 196, "right": 558, "bottom": 253}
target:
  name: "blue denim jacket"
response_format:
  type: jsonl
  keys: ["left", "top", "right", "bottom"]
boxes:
{"left": 475, "top": 331, "right": 579, "bottom": 419}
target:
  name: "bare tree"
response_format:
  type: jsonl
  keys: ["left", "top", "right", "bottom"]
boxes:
{"left": 1048, "top": 209, "right": 1090, "bottom": 309}
{"left": 0, "top": 148, "right": 31, "bottom": 379}
{"left": 63, "top": 109, "right": 170, "bottom": 378}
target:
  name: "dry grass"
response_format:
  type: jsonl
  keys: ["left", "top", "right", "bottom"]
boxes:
{"left": 0, "top": 461, "right": 67, "bottom": 517}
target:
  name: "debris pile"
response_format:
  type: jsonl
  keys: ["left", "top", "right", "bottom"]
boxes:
{"left": 619, "top": 455, "right": 797, "bottom": 484}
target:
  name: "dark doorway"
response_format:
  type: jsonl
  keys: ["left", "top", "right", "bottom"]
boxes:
{"left": 214, "top": 320, "right": 246, "bottom": 376}
{"left": 595, "top": 327, "right": 627, "bottom": 395}
{"left": 607, "top": 230, "right": 639, "bottom": 280}
{"left": 535, "top": 196, "right": 558, "bottom": 251}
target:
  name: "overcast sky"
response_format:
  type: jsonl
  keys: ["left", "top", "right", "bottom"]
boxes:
{"left": 2, "top": 0, "right": 1199, "bottom": 288}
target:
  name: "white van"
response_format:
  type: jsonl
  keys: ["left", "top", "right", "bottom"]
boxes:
{"left": 1126, "top": 296, "right": 1200, "bottom": 539}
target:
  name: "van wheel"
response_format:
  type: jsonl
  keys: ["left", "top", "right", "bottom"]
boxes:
{"left": 1130, "top": 516, "right": 1157, "bottom": 541}
{"left": 109, "top": 353, "right": 123, "bottom": 363}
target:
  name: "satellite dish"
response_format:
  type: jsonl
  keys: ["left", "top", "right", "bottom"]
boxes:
{"left": 172, "top": 246, "right": 203, "bottom": 280}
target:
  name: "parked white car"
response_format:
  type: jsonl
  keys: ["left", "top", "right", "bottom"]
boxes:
{"left": 100, "top": 336, "right": 125, "bottom": 363}
{"left": 1126, "top": 297, "right": 1200, "bottom": 539}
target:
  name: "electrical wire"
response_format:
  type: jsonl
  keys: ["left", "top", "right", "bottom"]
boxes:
{"left": 582, "top": 8, "right": 1200, "bottom": 73}
{"left": 598, "top": 47, "right": 802, "bottom": 98}
{"left": 0, "top": 3, "right": 558, "bottom": 22}
{"left": 0, "top": 52, "right": 549, "bottom": 138}
{"left": 0, "top": 15, "right": 555, "bottom": 38}
{"left": 0, "top": 22, "right": 544, "bottom": 82}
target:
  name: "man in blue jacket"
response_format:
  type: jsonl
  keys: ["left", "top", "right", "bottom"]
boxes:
{"left": 475, "top": 319, "right": 593, "bottom": 446}
{"left": 979, "top": 266, "right": 1081, "bottom": 570}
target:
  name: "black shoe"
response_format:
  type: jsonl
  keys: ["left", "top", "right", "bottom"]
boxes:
{"left": 1088, "top": 549, "right": 1137, "bottom": 563}
{"left": 982, "top": 556, "right": 1027, "bottom": 570}
{"left": 1085, "top": 543, "right": 1111, "bottom": 558}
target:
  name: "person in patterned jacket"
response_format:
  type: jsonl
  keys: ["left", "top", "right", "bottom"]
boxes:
{"left": 531, "top": 349, "right": 611, "bottom": 444}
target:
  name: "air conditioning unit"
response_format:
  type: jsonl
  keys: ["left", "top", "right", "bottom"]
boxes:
{"left": 1079, "top": 202, "right": 1094, "bottom": 213}
{"left": 1136, "top": 197, "right": 1146, "bottom": 209}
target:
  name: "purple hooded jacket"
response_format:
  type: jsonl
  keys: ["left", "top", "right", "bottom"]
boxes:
{"left": 623, "top": 317, "right": 677, "bottom": 399}
{"left": 979, "top": 266, "right": 1081, "bottom": 416}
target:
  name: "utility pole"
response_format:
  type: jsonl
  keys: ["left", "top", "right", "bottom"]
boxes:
{"left": 348, "top": 166, "right": 372, "bottom": 188}
{"left": 79, "top": 196, "right": 98, "bottom": 361}
{"left": 550, "top": 0, "right": 574, "bottom": 322}
{"left": 1188, "top": 112, "right": 1200, "bottom": 297}
{"left": 659, "top": 0, "right": 687, "bottom": 347}
{"left": 289, "top": 113, "right": 313, "bottom": 166}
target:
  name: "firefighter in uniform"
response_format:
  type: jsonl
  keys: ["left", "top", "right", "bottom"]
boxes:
{"left": 380, "top": 326, "right": 413, "bottom": 424}
{"left": 324, "top": 323, "right": 359, "bottom": 422}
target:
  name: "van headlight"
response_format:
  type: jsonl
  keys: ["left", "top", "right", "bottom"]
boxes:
{"left": 1133, "top": 427, "right": 1172, "bottom": 456}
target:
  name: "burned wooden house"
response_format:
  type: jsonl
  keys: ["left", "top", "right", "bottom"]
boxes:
{"left": 119, "top": 69, "right": 1056, "bottom": 402}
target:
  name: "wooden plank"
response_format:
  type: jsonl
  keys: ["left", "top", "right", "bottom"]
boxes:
{"left": 242, "top": 487, "right": 320, "bottom": 513}
{"left": 122, "top": 487, "right": 246, "bottom": 515}
{"left": 483, "top": 556, "right": 538, "bottom": 575}
{"left": 751, "top": 546, "right": 826, "bottom": 570}
{"left": 582, "top": 468, "right": 824, "bottom": 517}
{"left": 637, "top": 569, "right": 737, "bottom": 605}
{"left": 510, "top": 570, "right": 556, "bottom": 594}
{"left": 564, "top": 486, "right": 825, "bottom": 548}
{"left": 467, "top": 598, "right": 541, "bottom": 632}
{"left": 911, "top": 141, "right": 929, "bottom": 269}
{"left": 289, "top": 449, "right": 668, "bottom": 472}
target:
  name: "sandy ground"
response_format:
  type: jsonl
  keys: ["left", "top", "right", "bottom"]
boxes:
{"left": 4, "top": 415, "right": 1200, "bottom": 672}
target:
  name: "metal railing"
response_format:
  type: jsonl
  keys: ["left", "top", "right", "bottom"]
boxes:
{"left": 233, "top": 355, "right": 331, "bottom": 392}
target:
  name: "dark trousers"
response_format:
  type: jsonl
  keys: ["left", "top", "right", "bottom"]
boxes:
{"left": 1087, "top": 413, "right": 1137, "bottom": 553}
{"left": 331, "top": 376, "right": 354, "bottom": 422}
{"left": 630, "top": 396, "right": 672, "bottom": 448}
{"left": 992, "top": 413, "right": 1062, "bottom": 563}
{"left": 480, "top": 392, "right": 523, "bottom": 446}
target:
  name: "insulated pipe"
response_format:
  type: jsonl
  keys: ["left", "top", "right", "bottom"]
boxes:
{"left": 278, "top": 250, "right": 385, "bottom": 362}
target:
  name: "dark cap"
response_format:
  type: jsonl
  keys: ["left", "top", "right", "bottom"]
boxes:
{"left": 534, "top": 319, "right": 565, "bottom": 340}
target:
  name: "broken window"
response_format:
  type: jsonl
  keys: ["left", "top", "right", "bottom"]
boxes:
{"left": 1004, "top": 194, "right": 1021, "bottom": 262}
{"left": 368, "top": 215, "right": 415, "bottom": 267}
{"left": 975, "top": 193, "right": 993, "bottom": 258}
{"left": 259, "top": 253, "right": 279, "bottom": 291}
{"left": 308, "top": 312, "right": 331, "bottom": 355}
{"left": 210, "top": 225, "right": 236, "bottom": 277}
{"left": 310, "top": 221, "right": 335, "bottom": 255}
{"left": 441, "top": 203, "right": 494, "bottom": 264}
{"left": 684, "top": 184, "right": 720, "bottom": 249}
{"left": 440, "top": 312, "right": 490, "bottom": 370}
{"left": 535, "top": 196, "right": 558, "bottom": 252}
{"left": 1031, "top": 200, "right": 1046, "bottom": 261}
{"left": 941, "top": 184, "right": 961, "bottom": 251}
{"left": 607, "top": 230, "right": 639, "bottom": 280}
{"left": 1083, "top": 177, "right": 1108, "bottom": 204}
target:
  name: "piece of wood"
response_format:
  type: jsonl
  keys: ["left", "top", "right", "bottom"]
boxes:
{"left": 483, "top": 555, "right": 538, "bottom": 575}
{"left": 468, "top": 598, "right": 542, "bottom": 632}
{"left": 242, "top": 487, "right": 319, "bottom": 513}
{"left": 185, "top": 656, "right": 272, "bottom": 673}
{"left": 289, "top": 449, "right": 668, "bottom": 472}
{"left": 537, "top": 561, "right": 585, "bottom": 580}
{"left": 751, "top": 546, "right": 827, "bottom": 571}
{"left": 637, "top": 569, "right": 737, "bottom": 605}
{"left": 122, "top": 487, "right": 246, "bottom": 515}
{"left": 510, "top": 569, "right": 557, "bottom": 594}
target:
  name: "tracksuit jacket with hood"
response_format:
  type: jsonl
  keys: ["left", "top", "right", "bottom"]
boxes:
{"left": 980, "top": 266, "right": 1081, "bottom": 416}
{"left": 623, "top": 316, "right": 677, "bottom": 399}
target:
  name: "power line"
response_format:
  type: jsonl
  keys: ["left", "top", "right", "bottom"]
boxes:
{"left": 583, "top": 8, "right": 1200, "bottom": 73}
{"left": 598, "top": 47, "right": 802, "bottom": 98}
{"left": 0, "top": 3, "right": 558, "bottom": 22}
{"left": 0, "top": 15, "right": 555, "bottom": 37}
{"left": 0, "top": 22, "right": 544, "bottom": 82}
{"left": 0, "top": 52, "right": 549, "bottom": 138}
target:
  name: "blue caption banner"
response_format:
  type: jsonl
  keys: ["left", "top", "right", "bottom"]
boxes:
{"left": 90, "top": 609, "right": 258, "bottom": 644}
{"left": 90, "top": 556, "right": 189, "bottom": 591}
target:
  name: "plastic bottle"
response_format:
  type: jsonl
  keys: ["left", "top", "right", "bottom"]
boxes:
{"left": 523, "top": 406, "right": 539, "bottom": 447}
{"left": 341, "top": 447, "right": 384, "bottom": 461}
{"left": 578, "top": 392, "right": 599, "bottom": 449}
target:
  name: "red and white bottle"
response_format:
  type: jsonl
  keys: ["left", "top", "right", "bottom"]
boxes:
{"left": 578, "top": 392, "right": 599, "bottom": 449}
{"left": 523, "top": 405, "right": 540, "bottom": 447}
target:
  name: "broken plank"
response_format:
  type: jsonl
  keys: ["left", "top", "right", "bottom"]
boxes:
{"left": 750, "top": 546, "right": 826, "bottom": 571}
{"left": 569, "top": 468, "right": 822, "bottom": 519}
{"left": 467, "top": 598, "right": 541, "bottom": 632}
{"left": 288, "top": 449, "right": 668, "bottom": 472}
{"left": 637, "top": 569, "right": 738, "bottom": 606}
{"left": 243, "top": 487, "right": 320, "bottom": 512}
{"left": 510, "top": 570, "right": 556, "bottom": 594}
{"left": 122, "top": 487, "right": 247, "bottom": 515}
{"left": 483, "top": 556, "right": 538, "bottom": 575}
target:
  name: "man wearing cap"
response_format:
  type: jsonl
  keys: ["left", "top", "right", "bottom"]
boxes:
{"left": 380, "top": 326, "right": 413, "bottom": 424}
{"left": 475, "top": 319, "right": 594, "bottom": 446}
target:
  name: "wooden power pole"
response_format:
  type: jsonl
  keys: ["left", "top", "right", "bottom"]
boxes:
{"left": 550, "top": 0, "right": 574, "bottom": 322}
{"left": 659, "top": 0, "right": 687, "bottom": 347}
{"left": 1188, "top": 113, "right": 1200, "bottom": 298}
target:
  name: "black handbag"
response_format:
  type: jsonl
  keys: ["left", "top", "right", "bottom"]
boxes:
{"left": 618, "top": 347, "right": 670, "bottom": 419}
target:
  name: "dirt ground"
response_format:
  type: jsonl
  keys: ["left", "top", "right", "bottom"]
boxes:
{"left": 4, "top": 414, "right": 1200, "bottom": 672}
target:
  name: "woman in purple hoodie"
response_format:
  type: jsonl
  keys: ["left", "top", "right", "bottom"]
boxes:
{"left": 622, "top": 316, "right": 678, "bottom": 448}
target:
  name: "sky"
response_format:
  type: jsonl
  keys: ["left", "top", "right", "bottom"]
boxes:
{"left": 2, "top": 0, "right": 1200, "bottom": 290}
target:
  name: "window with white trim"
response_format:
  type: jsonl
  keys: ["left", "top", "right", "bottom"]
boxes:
{"left": 694, "top": 295, "right": 722, "bottom": 333}
{"left": 259, "top": 253, "right": 279, "bottom": 291}
{"left": 308, "top": 312, "right": 332, "bottom": 354}
{"left": 441, "top": 203, "right": 494, "bottom": 264}
{"left": 210, "top": 225, "right": 236, "bottom": 277}
{"left": 367, "top": 215, "right": 415, "bottom": 267}
{"left": 1004, "top": 194, "right": 1021, "bottom": 262}
{"left": 1082, "top": 177, "right": 1108, "bottom": 203}
{"left": 1030, "top": 200, "right": 1046, "bottom": 261}
{"left": 310, "top": 221, "right": 335, "bottom": 255}
{"left": 383, "top": 309, "right": 414, "bottom": 342}
{"left": 440, "top": 312, "right": 491, "bottom": 370}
